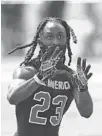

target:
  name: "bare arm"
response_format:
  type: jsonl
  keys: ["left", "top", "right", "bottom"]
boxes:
{"left": 73, "top": 86, "right": 93, "bottom": 118}
{"left": 7, "top": 46, "right": 64, "bottom": 105}
{"left": 72, "top": 58, "right": 93, "bottom": 118}
{"left": 7, "top": 66, "right": 45, "bottom": 105}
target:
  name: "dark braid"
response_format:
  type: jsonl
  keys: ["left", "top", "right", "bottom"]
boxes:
{"left": 20, "top": 33, "right": 39, "bottom": 66}
{"left": 56, "top": 18, "right": 77, "bottom": 66}
{"left": 67, "top": 26, "right": 77, "bottom": 65}
{"left": 67, "top": 43, "right": 73, "bottom": 66}
{"left": 61, "top": 20, "right": 72, "bottom": 66}
{"left": 8, "top": 18, "right": 49, "bottom": 66}
{"left": 20, "top": 19, "right": 49, "bottom": 66}
{"left": 8, "top": 43, "right": 33, "bottom": 55}
{"left": 8, "top": 17, "right": 77, "bottom": 67}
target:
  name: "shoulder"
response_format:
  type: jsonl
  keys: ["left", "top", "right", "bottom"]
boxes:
{"left": 13, "top": 65, "right": 37, "bottom": 80}
{"left": 26, "top": 58, "right": 41, "bottom": 70}
{"left": 64, "top": 65, "right": 75, "bottom": 75}
{"left": 56, "top": 63, "right": 76, "bottom": 84}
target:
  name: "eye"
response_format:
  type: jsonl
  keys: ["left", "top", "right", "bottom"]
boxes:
{"left": 57, "top": 34, "right": 63, "bottom": 39}
{"left": 46, "top": 35, "right": 53, "bottom": 40}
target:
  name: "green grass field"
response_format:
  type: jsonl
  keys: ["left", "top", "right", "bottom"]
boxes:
{"left": 1, "top": 57, "right": 102, "bottom": 136}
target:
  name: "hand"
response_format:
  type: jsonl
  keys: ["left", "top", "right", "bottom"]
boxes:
{"left": 38, "top": 45, "right": 63, "bottom": 81}
{"left": 74, "top": 57, "right": 93, "bottom": 89}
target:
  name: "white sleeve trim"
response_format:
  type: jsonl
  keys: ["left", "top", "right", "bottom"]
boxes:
{"left": 33, "top": 74, "right": 46, "bottom": 86}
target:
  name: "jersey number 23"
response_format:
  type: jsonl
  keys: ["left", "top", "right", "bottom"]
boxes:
{"left": 29, "top": 91, "right": 68, "bottom": 126}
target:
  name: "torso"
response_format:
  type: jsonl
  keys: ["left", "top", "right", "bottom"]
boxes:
{"left": 15, "top": 64, "right": 74, "bottom": 136}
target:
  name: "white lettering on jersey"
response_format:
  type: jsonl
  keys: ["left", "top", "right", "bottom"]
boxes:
{"left": 47, "top": 79, "right": 71, "bottom": 90}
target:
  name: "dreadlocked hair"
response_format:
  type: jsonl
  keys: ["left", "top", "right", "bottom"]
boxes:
{"left": 8, "top": 17, "right": 77, "bottom": 66}
{"left": 56, "top": 18, "right": 77, "bottom": 66}
{"left": 8, "top": 18, "right": 49, "bottom": 66}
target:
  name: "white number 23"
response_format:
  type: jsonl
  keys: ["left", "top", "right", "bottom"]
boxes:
{"left": 29, "top": 91, "right": 68, "bottom": 126}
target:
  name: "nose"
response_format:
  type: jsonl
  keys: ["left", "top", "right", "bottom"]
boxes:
{"left": 53, "top": 38, "right": 60, "bottom": 46}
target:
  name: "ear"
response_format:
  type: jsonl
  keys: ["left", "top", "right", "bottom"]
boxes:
{"left": 39, "top": 30, "right": 43, "bottom": 38}
{"left": 37, "top": 38, "right": 40, "bottom": 44}
{"left": 37, "top": 38, "right": 44, "bottom": 49}
{"left": 37, "top": 30, "right": 43, "bottom": 43}
{"left": 37, "top": 38, "right": 42, "bottom": 45}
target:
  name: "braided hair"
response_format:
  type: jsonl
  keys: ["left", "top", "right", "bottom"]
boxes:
{"left": 8, "top": 17, "right": 77, "bottom": 67}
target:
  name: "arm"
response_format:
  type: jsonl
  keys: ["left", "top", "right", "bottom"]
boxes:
{"left": 7, "top": 46, "right": 63, "bottom": 105}
{"left": 73, "top": 85, "right": 93, "bottom": 118}
{"left": 7, "top": 66, "right": 45, "bottom": 105}
{"left": 72, "top": 58, "right": 93, "bottom": 118}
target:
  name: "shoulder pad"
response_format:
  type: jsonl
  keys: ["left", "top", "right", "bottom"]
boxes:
{"left": 13, "top": 66, "right": 37, "bottom": 80}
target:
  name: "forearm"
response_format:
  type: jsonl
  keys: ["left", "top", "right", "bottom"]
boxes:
{"left": 7, "top": 76, "right": 43, "bottom": 105}
{"left": 73, "top": 87, "right": 93, "bottom": 118}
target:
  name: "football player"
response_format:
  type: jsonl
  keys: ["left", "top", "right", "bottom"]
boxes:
{"left": 7, "top": 17, "right": 93, "bottom": 136}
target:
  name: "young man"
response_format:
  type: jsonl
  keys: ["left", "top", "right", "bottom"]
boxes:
{"left": 7, "top": 17, "right": 93, "bottom": 136}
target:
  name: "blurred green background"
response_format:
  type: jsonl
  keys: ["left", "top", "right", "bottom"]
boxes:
{"left": 1, "top": 1, "right": 102, "bottom": 136}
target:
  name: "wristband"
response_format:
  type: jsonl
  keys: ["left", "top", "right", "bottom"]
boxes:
{"left": 79, "top": 85, "right": 88, "bottom": 92}
{"left": 33, "top": 74, "right": 46, "bottom": 86}
{"left": 37, "top": 72, "right": 43, "bottom": 80}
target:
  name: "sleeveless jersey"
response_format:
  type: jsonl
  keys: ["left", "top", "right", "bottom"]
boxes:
{"left": 15, "top": 64, "right": 74, "bottom": 136}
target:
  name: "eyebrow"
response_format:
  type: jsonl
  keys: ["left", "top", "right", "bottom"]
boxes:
{"left": 39, "top": 31, "right": 52, "bottom": 37}
{"left": 58, "top": 32, "right": 64, "bottom": 34}
{"left": 45, "top": 32, "right": 64, "bottom": 35}
{"left": 45, "top": 32, "right": 53, "bottom": 34}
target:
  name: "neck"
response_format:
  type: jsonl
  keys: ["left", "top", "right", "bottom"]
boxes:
{"left": 57, "top": 56, "right": 65, "bottom": 65}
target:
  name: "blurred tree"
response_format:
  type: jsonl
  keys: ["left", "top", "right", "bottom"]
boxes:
{"left": 40, "top": 1, "right": 66, "bottom": 19}
{"left": 1, "top": 4, "right": 25, "bottom": 57}
{"left": 83, "top": 3, "right": 102, "bottom": 58}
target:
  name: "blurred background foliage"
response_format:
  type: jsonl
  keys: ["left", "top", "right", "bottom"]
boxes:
{"left": 1, "top": 1, "right": 102, "bottom": 60}
{"left": 1, "top": 2, "right": 102, "bottom": 136}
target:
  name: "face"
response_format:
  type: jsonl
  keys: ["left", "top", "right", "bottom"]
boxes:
{"left": 39, "top": 21, "right": 67, "bottom": 53}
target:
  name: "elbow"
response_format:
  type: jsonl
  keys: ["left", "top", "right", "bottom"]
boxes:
{"left": 80, "top": 110, "right": 93, "bottom": 118}
{"left": 79, "top": 106, "right": 93, "bottom": 118}
{"left": 7, "top": 93, "right": 17, "bottom": 105}
{"left": 78, "top": 99, "right": 93, "bottom": 118}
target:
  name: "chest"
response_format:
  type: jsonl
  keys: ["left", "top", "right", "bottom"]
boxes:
{"left": 16, "top": 71, "right": 73, "bottom": 126}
